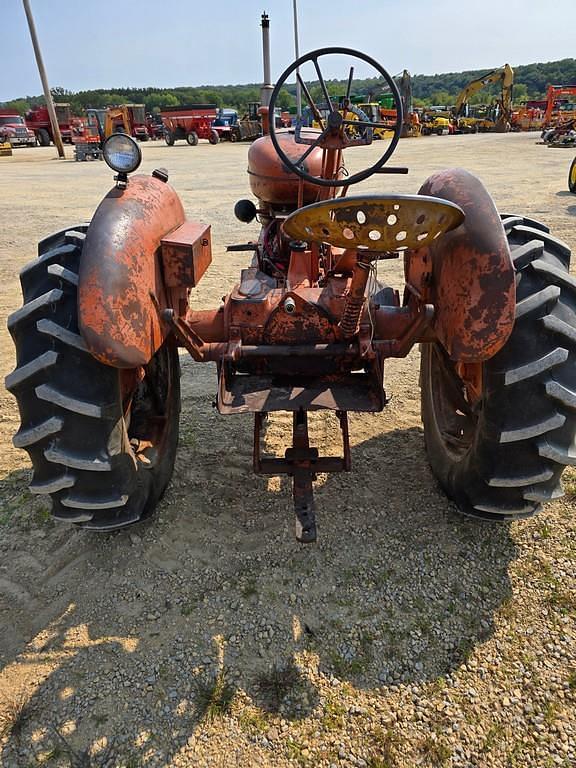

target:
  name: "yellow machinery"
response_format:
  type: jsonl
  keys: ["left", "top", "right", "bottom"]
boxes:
{"left": 0, "top": 141, "right": 12, "bottom": 157}
{"left": 453, "top": 64, "right": 514, "bottom": 132}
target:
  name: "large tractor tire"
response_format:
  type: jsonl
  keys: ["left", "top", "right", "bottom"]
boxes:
{"left": 420, "top": 215, "right": 576, "bottom": 520}
{"left": 569, "top": 157, "right": 576, "bottom": 193}
{"left": 37, "top": 129, "right": 50, "bottom": 147}
{"left": 6, "top": 227, "right": 181, "bottom": 531}
{"left": 208, "top": 129, "right": 219, "bottom": 145}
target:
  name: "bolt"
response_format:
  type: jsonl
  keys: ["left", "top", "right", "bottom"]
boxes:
{"left": 284, "top": 297, "right": 296, "bottom": 314}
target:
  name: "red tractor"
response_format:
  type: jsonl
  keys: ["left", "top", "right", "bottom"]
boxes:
{"left": 6, "top": 49, "right": 576, "bottom": 541}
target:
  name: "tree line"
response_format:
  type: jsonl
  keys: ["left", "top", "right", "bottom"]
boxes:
{"left": 2, "top": 58, "right": 575, "bottom": 116}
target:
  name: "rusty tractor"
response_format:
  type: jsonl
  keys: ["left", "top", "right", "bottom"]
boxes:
{"left": 6, "top": 48, "right": 576, "bottom": 541}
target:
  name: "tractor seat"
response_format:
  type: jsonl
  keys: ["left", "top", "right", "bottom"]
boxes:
{"left": 282, "top": 194, "right": 465, "bottom": 252}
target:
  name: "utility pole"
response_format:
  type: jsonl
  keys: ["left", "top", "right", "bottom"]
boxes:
{"left": 22, "top": 0, "right": 65, "bottom": 158}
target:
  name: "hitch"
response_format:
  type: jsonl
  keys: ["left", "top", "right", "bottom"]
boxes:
{"left": 254, "top": 409, "right": 351, "bottom": 543}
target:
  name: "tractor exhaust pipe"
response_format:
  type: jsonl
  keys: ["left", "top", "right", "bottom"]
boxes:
{"left": 260, "top": 12, "right": 274, "bottom": 107}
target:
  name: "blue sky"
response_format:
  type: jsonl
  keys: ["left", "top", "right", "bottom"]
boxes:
{"left": 1, "top": 0, "right": 575, "bottom": 101}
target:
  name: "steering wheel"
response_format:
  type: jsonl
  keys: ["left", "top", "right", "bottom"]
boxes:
{"left": 268, "top": 47, "right": 403, "bottom": 188}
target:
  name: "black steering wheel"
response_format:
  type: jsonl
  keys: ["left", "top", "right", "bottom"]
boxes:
{"left": 268, "top": 47, "right": 403, "bottom": 188}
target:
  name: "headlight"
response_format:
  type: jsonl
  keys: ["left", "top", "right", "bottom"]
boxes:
{"left": 103, "top": 133, "right": 142, "bottom": 174}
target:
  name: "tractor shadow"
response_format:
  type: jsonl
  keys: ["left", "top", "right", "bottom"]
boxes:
{"left": 0, "top": 399, "right": 517, "bottom": 765}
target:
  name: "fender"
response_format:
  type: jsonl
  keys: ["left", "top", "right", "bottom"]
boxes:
{"left": 78, "top": 174, "right": 185, "bottom": 368}
{"left": 419, "top": 168, "right": 515, "bottom": 362}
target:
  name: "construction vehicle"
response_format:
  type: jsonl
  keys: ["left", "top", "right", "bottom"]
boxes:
{"left": 542, "top": 86, "right": 576, "bottom": 129}
{"left": 0, "top": 109, "right": 37, "bottom": 147}
{"left": 453, "top": 64, "right": 514, "bottom": 132}
{"left": 161, "top": 104, "right": 220, "bottom": 146}
{"left": 420, "top": 112, "right": 451, "bottom": 136}
{"left": 6, "top": 47, "right": 576, "bottom": 542}
{"left": 511, "top": 100, "right": 546, "bottom": 132}
{"left": 72, "top": 107, "right": 132, "bottom": 161}
{"left": 397, "top": 70, "right": 420, "bottom": 137}
{"left": 25, "top": 103, "right": 84, "bottom": 145}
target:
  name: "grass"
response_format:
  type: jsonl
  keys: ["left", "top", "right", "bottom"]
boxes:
{"left": 192, "top": 668, "right": 236, "bottom": 721}
{"left": 419, "top": 735, "right": 452, "bottom": 766}
{"left": 256, "top": 660, "right": 302, "bottom": 710}
{"left": 240, "top": 578, "right": 258, "bottom": 598}
{"left": 481, "top": 723, "right": 506, "bottom": 753}
{"left": 238, "top": 708, "right": 269, "bottom": 734}
{"left": 320, "top": 698, "right": 346, "bottom": 731}
{"left": 366, "top": 728, "right": 402, "bottom": 768}
{"left": 0, "top": 690, "right": 33, "bottom": 742}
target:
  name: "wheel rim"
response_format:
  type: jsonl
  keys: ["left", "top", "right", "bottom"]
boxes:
{"left": 427, "top": 344, "right": 480, "bottom": 459}
{"left": 120, "top": 343, "right": 176, "bottom": 470}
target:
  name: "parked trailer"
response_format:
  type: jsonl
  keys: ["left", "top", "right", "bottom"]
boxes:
{"left": 160, "top": 104, "right": 219, "bottom": 145}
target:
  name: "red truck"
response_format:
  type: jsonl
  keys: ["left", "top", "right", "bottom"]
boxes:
{"left": 25, "top": 103, "right": 84, "bottom": 145}
{"left": 0, "top": 109, "right": 37, "bottom": 147}
{"left": 160, "top": 104, "right": 219, "bottom": 145}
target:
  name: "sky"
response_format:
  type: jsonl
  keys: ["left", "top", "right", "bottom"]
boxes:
{"left": 1, "top": 0, "right": 575, "bottom": 102}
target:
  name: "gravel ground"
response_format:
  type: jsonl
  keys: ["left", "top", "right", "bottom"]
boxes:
{"left": 0, "top": 133, "right": 574, "bottom": 767}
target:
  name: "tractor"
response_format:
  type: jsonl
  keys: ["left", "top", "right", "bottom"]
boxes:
{"left": 6, "top": 48, "right": 576, "bottom": 542}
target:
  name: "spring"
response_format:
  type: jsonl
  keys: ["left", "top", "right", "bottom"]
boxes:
{"left": 340, "top": 295, "right": 366, "bottom": 337}
{"left": 339, "top": 260, "right": 371, "bottom": 338}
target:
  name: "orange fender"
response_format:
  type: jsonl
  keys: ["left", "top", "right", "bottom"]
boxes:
{"left": 418, "top": 168, "right": 515, "bottom": 362}
{"left": 78, "top": 175, "right": 185, "bottom": 368}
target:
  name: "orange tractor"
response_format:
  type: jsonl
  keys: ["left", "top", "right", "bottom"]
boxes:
{"left": 7, "top": 48, "right": 576, "bottom": 541}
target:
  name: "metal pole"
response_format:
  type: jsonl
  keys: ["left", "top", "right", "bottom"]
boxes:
{"left": 260, "top": 13, "right": 273, "bottom": 107}
{"left": 293, "top": 0, "right": 302, "bottom": 117}
{"left": 22, "top": 0, "right": 65, "bottom": 158}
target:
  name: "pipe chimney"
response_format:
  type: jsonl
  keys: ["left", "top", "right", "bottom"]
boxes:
{"left": 260, "top": 12, "right": 273, "bottom": 107}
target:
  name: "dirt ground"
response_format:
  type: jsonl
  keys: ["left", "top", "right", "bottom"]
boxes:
{"left": 0, "top": 133, "right": 575, "bottom": 767}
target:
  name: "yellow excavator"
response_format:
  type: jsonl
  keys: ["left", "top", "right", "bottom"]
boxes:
{"left": 453, "top": 64, "right": 514, "bottom": 133}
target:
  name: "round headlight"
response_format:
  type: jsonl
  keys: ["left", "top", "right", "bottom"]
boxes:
{"left": 103, "top": 133, "right": 142, "bottom": 174}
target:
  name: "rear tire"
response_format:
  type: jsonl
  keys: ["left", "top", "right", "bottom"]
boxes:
{"left": 569, "top": 157, "right": 576, "bottom": 193}
{"left": 186, "top": 131, "right": 198, "bottom": 146}
{"left": 37, "top": 129, "right": 50, "bottom": 147}
{"left": 420, "top": 215, "right": 576, "bottom": 520}
{"left": 209, "top": 129, "right": 219, "bottom": 145}
{"left": 164, "top": 131, "right": 175, "bottom": 146}
{"left": 6, "top": 228, "right": 181, "bottom": 531}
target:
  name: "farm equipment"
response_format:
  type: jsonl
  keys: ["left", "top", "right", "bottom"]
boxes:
{"left": 25, "top": 103, "right": 84, "bottom": 145}
{"left": 6, "top": 47, "right": 576, "bottom": 541}
{"left": 161, "top": 104, "right": 220, "bottom": 145}
{"left": 569, "top": 157, "right": 576, "bottom": 193}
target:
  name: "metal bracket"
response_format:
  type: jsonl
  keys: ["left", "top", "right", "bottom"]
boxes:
{"left": 254, "top": 409, "right": 351, "bottom": 543}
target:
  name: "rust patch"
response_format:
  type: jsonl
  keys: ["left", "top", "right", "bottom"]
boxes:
{"left": 419, "top": 168, "right": 515, "bottom": 362}
{"left": 78, "top": 175, "right": 186, "bottom": 368}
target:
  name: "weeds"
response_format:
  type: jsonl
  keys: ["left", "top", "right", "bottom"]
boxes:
{"left": 256, "top": 660, "right": 302, "bottom": 710}
{"left": 0, "top": 690, "right": 33, "bottom": 742}
{"left": 367, "top": 727, "right": 402, "bottom": 768}
{"left": 192, "top": 668, "right": 235, "bottom": 721}
{"left": 419, "top": 734, "right": 452, "bottom": 765}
